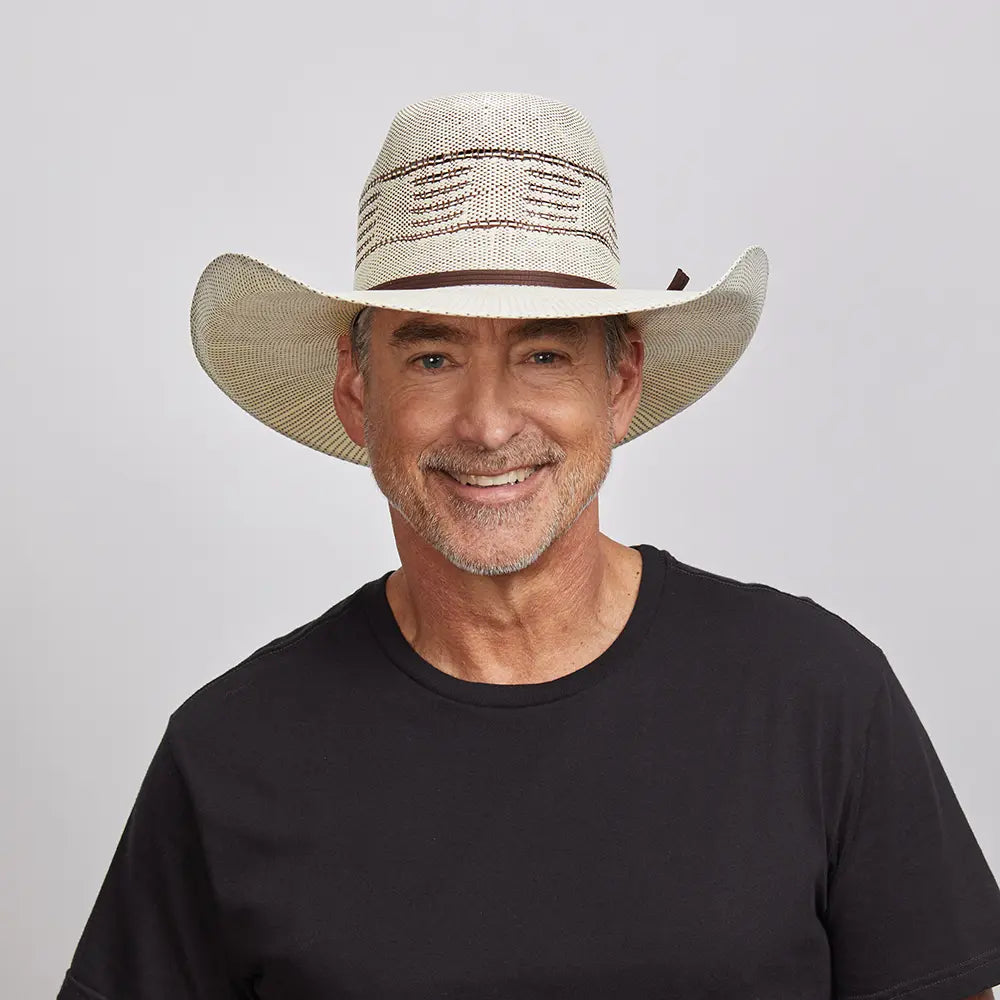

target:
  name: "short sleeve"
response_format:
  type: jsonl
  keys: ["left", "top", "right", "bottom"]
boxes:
{"left": 826, "top": 655, "right": 1000, "bottom": 1000}
{"left": 57, "top": 727, "right": 247, "bottom": 1000}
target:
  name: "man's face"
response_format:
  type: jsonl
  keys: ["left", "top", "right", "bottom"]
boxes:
{"left": 335, "top": 310, "right": 643, "bottom": 576}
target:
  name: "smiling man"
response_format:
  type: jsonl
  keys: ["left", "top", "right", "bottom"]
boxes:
{"left": 57, "top": 91, "right": 1000, "bottom": 1000}
{"left": 334, "top": 306, "right": 646, "bottom": 689}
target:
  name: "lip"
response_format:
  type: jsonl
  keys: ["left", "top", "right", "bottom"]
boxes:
{"left": 433, "top": 464, "right": 551, "bottom": 503}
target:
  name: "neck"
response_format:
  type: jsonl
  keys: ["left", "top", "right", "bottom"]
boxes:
{"left": 383, "top": 505, "right": 643, "bottom": 685}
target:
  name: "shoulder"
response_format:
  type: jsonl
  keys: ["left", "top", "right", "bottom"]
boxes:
{"left": 164, "top": 576, "right": 382, "bottom": 748}
{"left": 660, "top": 547, "right": 890, "bottom": 704}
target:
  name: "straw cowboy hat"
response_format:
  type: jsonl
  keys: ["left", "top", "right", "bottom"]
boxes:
{"left": 190, "top": 91, "right": 769, "bottom": 466}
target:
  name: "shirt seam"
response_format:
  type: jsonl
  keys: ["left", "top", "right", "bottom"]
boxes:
{"left": 172, "top": 589, "right": 365, "bottom": 710}
{"left": 665, "top": 556, "right": 893, "bottom": 899}
{"left": 239, "top": 591, "right": 362, "bottom": 667}
{"left": 162, "top": 730, "right": 251, "bottom": 988}
{"left": 840, "top": 942, "right": 1000, "bottom": 999}
{"left": 62, "top": 972, "right": 111, "bottom": 1000}
{"left": 666, "top": 557, "right": 884, "bottom": 652}
{"left": 826, "top": 660, "right": 886, "bottom": 881}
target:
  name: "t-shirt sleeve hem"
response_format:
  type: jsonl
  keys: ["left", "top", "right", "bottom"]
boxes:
{"left": 839, "top": 943, "right": 1000, "bottom": 1000}
{"left": 56, "top": 970, "right": 112, "bottom": 1000}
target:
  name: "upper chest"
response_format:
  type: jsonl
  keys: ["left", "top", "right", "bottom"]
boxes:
{"left": 201, "top": 687, "right": 836, "bottom": 999}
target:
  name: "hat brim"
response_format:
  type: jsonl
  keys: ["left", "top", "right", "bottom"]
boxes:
{"left": 190, "top": 245, "right": 768, "bottom": 465}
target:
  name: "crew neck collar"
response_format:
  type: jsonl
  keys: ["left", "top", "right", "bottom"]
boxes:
{"left": 359, "top": 544, "right": 668, "bottom": 708}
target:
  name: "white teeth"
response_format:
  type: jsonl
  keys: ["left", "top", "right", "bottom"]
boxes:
{"left": 451, "top": 466, "right": 538, "bottom": 487}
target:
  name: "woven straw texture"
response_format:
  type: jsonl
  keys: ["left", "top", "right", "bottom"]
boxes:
{"left": 355, "top": 92, "right": 618, "bottom": 290}
{"left": 190, "top": 91, "right": 769, "bottom": 465}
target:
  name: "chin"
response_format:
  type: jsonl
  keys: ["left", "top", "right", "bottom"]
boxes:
{"left": 433, "top": 526, "right": 559, "bottom": 577}
{"left": 438, "top": 543, "right": 547, "bottom": 577}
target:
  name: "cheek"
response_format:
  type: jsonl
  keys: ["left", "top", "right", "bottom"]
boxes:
{"left": 370, "top": 391, "right": 449, "bottom": 448}
{"left": 535, "top": 385, "right": 610, "bottom": 439}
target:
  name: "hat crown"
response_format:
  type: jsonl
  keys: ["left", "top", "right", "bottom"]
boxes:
{"left": 353, "top": 91, "right": 620, "bottom": 291}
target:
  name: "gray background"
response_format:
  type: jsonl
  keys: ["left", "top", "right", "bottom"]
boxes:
{"left": 4, "top": 1, "right": 998, "bottom": 995}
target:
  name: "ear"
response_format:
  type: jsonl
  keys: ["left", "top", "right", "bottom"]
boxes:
{"left": 610, "top": 328, "right": 644, "bottom": 444}
{"left": 333, "top": 334, "right": 366, "bottom": 449}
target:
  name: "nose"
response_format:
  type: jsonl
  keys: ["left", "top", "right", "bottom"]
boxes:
{"left": 450, "top": 356, "right": 528, "bottom": 452}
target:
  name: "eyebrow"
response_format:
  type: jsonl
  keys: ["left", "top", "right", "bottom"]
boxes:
{"left": 387, "top": 317, "right": 590, "bottom": 352}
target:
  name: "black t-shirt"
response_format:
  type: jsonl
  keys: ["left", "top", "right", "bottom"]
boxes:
{"left": 57, "top": 544, "right": 1000, "bottom": 999}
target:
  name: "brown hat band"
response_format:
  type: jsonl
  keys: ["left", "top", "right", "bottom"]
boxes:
{"left": 370, "top": 267, "right": 690, "bottom": 292}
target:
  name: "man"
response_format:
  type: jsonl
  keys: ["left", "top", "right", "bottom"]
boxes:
{"left": 58, "top": 92, "right": 1000, "bottom": 999}
{"left": 335, "top": 303, "right": 647, "bottom": 687}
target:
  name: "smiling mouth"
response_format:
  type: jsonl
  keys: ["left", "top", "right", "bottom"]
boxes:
{"left": 443, "top": 465, "right": 541, "bottom": 487}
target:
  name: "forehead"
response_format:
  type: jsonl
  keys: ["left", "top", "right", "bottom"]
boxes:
{"left": 370, "top": 310, "right": 602, "bottom": 349}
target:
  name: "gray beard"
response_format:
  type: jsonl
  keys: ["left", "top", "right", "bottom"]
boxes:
{"left": 363, "top": 412, "right": 615, "bottom": 576}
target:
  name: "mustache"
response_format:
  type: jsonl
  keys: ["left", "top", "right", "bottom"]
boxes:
{"left": 420, "top": 444, "right": 565, "bottom": 476}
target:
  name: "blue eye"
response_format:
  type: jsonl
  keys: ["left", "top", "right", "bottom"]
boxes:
{"left": 413, "top": 352, "right": 561, "bottom": 371}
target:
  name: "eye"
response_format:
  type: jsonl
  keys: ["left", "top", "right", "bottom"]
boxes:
{"left": 530, "top": 351, "right": 562, "bottom": 365}
{"left": 415, "top": 354, "right": 448, "bottom": 371}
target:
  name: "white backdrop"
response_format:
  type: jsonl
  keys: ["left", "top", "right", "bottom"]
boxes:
{"left": 4, "top": 2, "right": 998, "bottom": 995}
